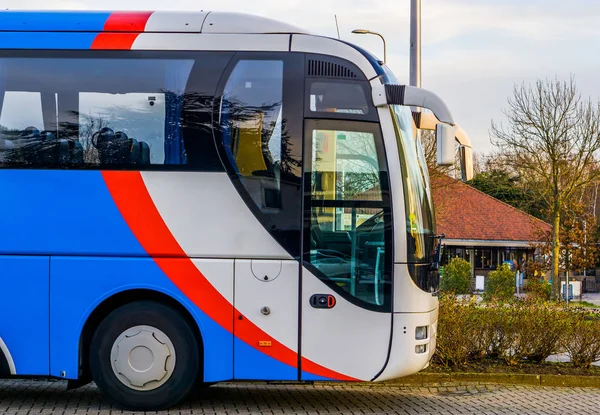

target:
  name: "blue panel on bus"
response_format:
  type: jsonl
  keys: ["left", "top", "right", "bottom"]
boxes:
{"left": 50, "top": 256, "right": 234, "bottom": 382}
{"left": 233, "top": 338, "right": 297, "bottom": 380}
{"left": 0, "top": 32, "right": 98, "bottom": 50}
{"left": 0, "top": 171, "right": 146, "bottom": 256}
{"left": 0, "top": 256, "right": 49, "bottom": 375}
{"left": 0, "top": 11, "right": 111, "bottom": 32}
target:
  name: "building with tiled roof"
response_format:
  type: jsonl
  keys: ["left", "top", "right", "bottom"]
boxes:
{"left": 431, "top": 175, "right": 551, "bottom": 278}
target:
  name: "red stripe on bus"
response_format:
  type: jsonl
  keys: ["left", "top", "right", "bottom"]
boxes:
{"left": 91, "top": 33, "right": 140, "bottom": 50}
{"left": 101, "top": 171, "right": 358, "bottom": 381}
{"left": 103, "top": 11, "right": 153, "bottom": 32}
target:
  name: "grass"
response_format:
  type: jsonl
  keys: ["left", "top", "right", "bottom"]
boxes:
{"left": 568, "top": 300, "right": 599, "bottom": 308}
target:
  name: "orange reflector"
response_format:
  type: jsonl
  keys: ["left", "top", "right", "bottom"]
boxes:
{"left": 258, "top": 341, "right": 272, "bottom": 347}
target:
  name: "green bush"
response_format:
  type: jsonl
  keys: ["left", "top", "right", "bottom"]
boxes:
{"left": 440, "top": 257, "right": 472, "bottom": 294}
{"left": 484, "top": 263, "right": 515, "bottom": 302}
{"left": 500, "top": 301, "right": 568, "bottom": 365}
{"left": 525, "top": 278, "right": 552, "bottom": 302}
{"left": 563, "top": 311, "right": 600, "bottom": 368}
{"left": 467, "top": 303, "right": 510, "bottom": 361}
{"left": 434, "top": 298, "right": 577, "bottom": 368}
{"left": 435, "top": 294, "right": 475, "bottom": 366}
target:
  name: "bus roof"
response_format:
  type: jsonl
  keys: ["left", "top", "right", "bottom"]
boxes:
{"left": 0, "top": 10, "right": 309, "bottom": 34}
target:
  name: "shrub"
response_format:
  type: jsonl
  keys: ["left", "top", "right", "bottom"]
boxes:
{"left": 440, "top": 257, "right": 472, "bottom": 294}
{"left": 502, "top": 301, "right": 568, "bottom": 365}
{"left": 435, "top": 297, "right": 570, "bottom": 367}
{"left": 563, "top": 311, "right": 600, "bottom": 368}
{"left": 525, "top": 278, "right": 552, "bottom": 302}
{"left": 467, "top": 304, "right": 511, "bottom": 361}
{"left": 484, "top": 263, "right": 515, "bottom": 302}
{"left": 435, "top": 294, "right": 476, "bottom": 366}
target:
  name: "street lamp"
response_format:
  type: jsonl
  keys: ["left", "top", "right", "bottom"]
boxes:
{"left": 410, "top": 0, "right": 421, "bottom": 88}
{"left": 351, "top": 29, "right": 386, "bottom": 63}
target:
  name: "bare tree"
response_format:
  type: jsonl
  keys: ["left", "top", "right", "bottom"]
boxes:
{"left": 491, "top": 76, "right": 600, "bottom": 297}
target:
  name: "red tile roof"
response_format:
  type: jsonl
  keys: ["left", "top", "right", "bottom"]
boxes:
{"left": 431, "top": 175, "right": 551, "bottom": 242}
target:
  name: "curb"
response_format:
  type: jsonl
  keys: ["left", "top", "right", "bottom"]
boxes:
{"left": 378, "top": 372, "right": 600, "bottom": 388}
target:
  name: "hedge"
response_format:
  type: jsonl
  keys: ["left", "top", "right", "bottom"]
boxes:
{"left": 435, "top": 295, "right": 600, "bottom": 369}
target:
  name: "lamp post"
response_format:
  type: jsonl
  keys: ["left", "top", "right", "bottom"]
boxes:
{"left": 410, "top": 0, "right": 421, "bottom": 88}
{"left": 351, "top": 29, "right": 387, "bottom": 64}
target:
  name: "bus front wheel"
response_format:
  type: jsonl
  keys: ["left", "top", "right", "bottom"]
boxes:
{"left": 89, "top": 300, "right": 199, "bottom": 411}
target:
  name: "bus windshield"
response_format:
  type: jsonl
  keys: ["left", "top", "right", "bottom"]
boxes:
{"left": 390, "top": 104, "right": 435, "bottom": 264}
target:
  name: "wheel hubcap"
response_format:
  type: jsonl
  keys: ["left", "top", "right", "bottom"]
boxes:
{"left": 110, "top": 325, "right": 176, "bottom": 391}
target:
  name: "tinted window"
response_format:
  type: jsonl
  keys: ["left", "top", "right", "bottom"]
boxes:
{"left": 217, "top": 55, "right": 304, "bottom": 257}
{"left": 0, "top": 52, "right": 228, "bottom": 170}
{"left": 220, "top": 60, "right": 284, "bottom": 210}
{"left": 309, "top": 81, "right": 370, "bottom": 115}
{"left": 305, "top": 120, "right": 392, "bottom": 311}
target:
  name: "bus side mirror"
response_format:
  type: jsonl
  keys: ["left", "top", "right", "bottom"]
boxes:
{"left": 436, "top": 123, "right": 455, "bottom": 166}
{"left": 459, "top": 145, "right": 474, "bottom": 181}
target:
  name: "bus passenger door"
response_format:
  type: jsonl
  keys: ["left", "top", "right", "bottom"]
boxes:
{"left": 301, "top": 120, "right": 393, "bottom": 381}
{"left": 233, "top": 259, "right": 299, "bottom": 380}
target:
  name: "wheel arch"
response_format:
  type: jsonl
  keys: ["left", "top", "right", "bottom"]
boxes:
{"left": 77, "top": 288, "right": 205, "bottom": 383}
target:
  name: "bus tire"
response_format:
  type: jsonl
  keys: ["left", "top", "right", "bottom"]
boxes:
{"left": 89, "top": 300, "right": 199, "bottom": 411}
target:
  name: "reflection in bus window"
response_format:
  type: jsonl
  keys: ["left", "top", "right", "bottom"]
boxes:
{"left": 309, "top": 81, "right": 369, "bottom": 115}
{"left": 0, "top": 92, "right": 44, "bottom": 131}
{"left": 79, "top": 93, "right": 166, "bottom": 165}
{"left": 0, "top": 57, "right": 210, "bottom": 169}
{"left": 220, "top": 60, "right": 284, "bottom": 211}
{"left": 308, "top": 126, "right": 391, "bottom": 308}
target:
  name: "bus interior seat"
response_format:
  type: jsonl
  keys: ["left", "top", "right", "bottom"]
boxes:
{"left": 69, "top": 139, "right": 84, "bottom": 164}
{"left": 8, "top": 127, "right": 68, "bottom": 166}
{"left": 94, "top": 128, "right": 151, "bottom": 165}
{"left": 38, "top": 130, "right": 75, "bottom": 165}
{"left": 310, "top": 218, "right": 351, "bottom": 260}
{"left": 0, "top": 126, "right": 84, "bottom": 166}
{"left": 139, "top": 141, "right": 150, "bottom": 164}
{"left": 129, "top": 137, "right": 141, "bottom": 162}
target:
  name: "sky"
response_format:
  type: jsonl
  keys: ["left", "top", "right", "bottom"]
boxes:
{"left": 3, "top": 0, "right": 600, "bottom": 155}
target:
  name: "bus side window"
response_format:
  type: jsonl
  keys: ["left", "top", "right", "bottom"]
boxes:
{"left": 309, "top": 81, "right": 370, "bottom": 116}
{"left": 0, "top": 91, "right": 45, "bottom": 165}
{"left": 0, "top": 54, "right": 226, "bottom": 171}
{"left": 220, "top": 60, "right": 284, "bottom": 211}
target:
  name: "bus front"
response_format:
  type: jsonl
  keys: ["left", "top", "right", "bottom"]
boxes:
{"left": 299, "top": 43, "right": 463, "bottom": 382}
{"left": 359, "top": 60, "right": 463, "bottom": 381}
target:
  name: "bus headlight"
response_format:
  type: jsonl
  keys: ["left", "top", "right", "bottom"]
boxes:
{"left": 415, "top": 326, "right": 428, "bottom": 340}
{"left": 415, "top": 344, "right": 427, "bottom": 354}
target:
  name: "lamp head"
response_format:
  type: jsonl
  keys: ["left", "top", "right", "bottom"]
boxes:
{"left": 351, "top": 29, "right": 370, "bottom": 34}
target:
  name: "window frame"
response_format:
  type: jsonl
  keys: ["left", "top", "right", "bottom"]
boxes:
{"left": 302, "top": 118, "right": 394, "bottom": 313}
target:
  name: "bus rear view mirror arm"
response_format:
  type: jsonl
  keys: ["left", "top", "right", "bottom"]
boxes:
{"left": 371, "top": 84, "right": 455, "bottom": 125}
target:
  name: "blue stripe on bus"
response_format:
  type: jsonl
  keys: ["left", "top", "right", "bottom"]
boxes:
{"left": 0, "top": 11, "right": 111, "bottom": 32}
{"left": 0, "top": 32, "right": 98, "bottom": 49}
{"left": 0, "top": 170, "right": 146, "bottom": 256}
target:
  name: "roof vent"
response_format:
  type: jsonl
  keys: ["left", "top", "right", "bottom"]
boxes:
{"left": 308, "top": 59, "right": 357, "bottom": 79}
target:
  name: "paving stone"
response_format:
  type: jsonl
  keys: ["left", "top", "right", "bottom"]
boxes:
{"left": 0, "top": 379, "right": 599, "bottom": 414}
